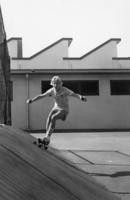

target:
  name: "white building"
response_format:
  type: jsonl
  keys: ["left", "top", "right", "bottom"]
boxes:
{"left": 8, "top": 37, "right": 130, "bottom": 131}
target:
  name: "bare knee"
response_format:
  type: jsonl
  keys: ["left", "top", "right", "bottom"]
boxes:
{"left": 51, "top": 115, "right": 57, "bottom": 124}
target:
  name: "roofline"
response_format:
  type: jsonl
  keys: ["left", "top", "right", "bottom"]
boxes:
{"left": 112, "top": 57, "right": 130, "bottom": 60}
{"left": 12, "top": 38, "right": 73, "bottom": 60}
{"left": 11, "top": 68, "right": 130, "bottom": 75}
{"left": 63, "top": 38, "right": 121, "bottom": 60}
{"left": 7, "top": 37, "right": 22, "bottom": 42}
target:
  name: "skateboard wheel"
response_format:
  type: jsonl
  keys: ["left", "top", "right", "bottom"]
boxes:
{"left": 38, "top": 144, "right": 42, "bottom": 148}
{"left": 44, "top": 145, "right": 48, "bottom": 150}
{"left": 38, "top": 138, "right": 43, "bottom": 143}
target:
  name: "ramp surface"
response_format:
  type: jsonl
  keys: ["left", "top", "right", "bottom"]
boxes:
{"left": 0, "top": 125, "right": 120, "bottom": 200}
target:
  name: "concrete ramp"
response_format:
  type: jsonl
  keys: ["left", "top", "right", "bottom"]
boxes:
{"left": 0, "top": 125, "right": 120, "bottom": 200}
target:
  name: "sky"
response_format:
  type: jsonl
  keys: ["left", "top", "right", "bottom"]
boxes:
{"left": 0, "top": 0, "right": 130, "bottom": 57}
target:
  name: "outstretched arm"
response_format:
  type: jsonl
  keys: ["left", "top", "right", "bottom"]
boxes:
{"left": 26, "top": 93, "right": 46, "bottom": 104}
{"left": 26, "top": 89, "right": 52, "bottom": 104}
{"left": 70, "top": 92, "right": 87, "bottom": 102}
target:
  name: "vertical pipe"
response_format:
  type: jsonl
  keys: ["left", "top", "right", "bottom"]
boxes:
{"left": 26, "top": 73, "right": 30, "bottom": 130}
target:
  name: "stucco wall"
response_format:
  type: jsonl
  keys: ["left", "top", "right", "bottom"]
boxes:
{"left": 11, "top": 40, "right": 69, "bottom": 69}
{"left": 7, "top": 40, "right": 19, "bottom": 58}
{"left": 65, "top": 41, "right": 119, "bottom": 69}
{"left": 112, "top": 59, "right": 130, "bottom": 69}
{"left": 11, "top": 73, "right": 130, "bottom": 130}
{"left": 11, "top": 75, "right": 27, "bottom": 128}
{"left": 9, "top": 37, "right": 130, "bottom": 130}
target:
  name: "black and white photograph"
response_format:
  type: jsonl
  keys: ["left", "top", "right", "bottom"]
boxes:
{"left": 0, "top": 0, "right": 130, "bottom": 199}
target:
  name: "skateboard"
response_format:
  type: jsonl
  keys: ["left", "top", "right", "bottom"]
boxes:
{"left": 33, "top": 138, "right": 50, "bottom": 150}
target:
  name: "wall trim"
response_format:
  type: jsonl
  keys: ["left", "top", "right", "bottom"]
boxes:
{"left": 24, "top": 128, "right": 130, "bottom": 133}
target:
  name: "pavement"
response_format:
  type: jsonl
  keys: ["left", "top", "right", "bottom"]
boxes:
{"left": 31, "top": 131, "right": 130, "bottom": 200}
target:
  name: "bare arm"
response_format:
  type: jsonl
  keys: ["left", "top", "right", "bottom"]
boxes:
{"left": 26, "top": 89, "right": 52, "bottom": 104}
{"left": 70, "top": 92, "right": 87, "bottom": 102}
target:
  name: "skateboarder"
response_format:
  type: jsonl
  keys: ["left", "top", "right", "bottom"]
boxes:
{"left": 27, "top": 76, "right": 87, "bottom": 147}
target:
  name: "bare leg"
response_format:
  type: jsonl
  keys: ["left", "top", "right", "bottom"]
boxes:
{"left": 45, "top": 109, "right": 67, "bottom": 139}
{"left": 45, "top": 109, "right": 57, "bottom": 138}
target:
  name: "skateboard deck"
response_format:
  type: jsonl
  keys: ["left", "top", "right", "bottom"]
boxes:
{"left": 33, "top": 138, "right": 49, "bottom": 150}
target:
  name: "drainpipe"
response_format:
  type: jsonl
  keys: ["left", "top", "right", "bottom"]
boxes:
{"left": 26, "top": 73, "right": 30, "bottom": 130}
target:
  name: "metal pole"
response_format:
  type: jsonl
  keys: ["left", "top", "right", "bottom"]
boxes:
{"left": 26, "top": 73, "right": 30, "bottom": 130}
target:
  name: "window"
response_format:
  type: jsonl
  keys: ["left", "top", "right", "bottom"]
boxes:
{"left": 41, "top": 81, "right": 50, "bottom": 93}
{"left": 110, "top": 80, "right": 130, "bottom": 95}
{"left": 41, "top": 80, "right": 99, "bottom": 96}
{"left": 64, "top": 80, "right": 99, "bottom": 95}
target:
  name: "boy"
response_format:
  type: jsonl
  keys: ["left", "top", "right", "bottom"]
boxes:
{"left": 27, "top": 76, "right": 87, "bottom": 146}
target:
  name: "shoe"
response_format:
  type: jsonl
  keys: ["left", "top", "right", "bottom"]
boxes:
{"left": 43, "top": 137, "right": 50, "bottom": 145}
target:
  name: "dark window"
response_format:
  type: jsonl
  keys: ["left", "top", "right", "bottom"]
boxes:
{"left": 64, "top": 81, "right": 79, "bottom": 93}
{"left": 110, "top": 80, "right": 130, "bottom": 95}
{"left": 41, "top": 81, "right": 51, "bottom": 93}
{"left": 64, "top": 80, "right": 99, "bottom": 96}
{"left": 41, "top": 80, "right": 99, "bottom": 96}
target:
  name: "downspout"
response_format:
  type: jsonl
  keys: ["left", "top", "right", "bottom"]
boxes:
{"left": 26, "top": 73, "right": 30, "bottom": 130}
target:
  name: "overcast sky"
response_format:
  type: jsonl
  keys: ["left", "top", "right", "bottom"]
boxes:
{"left": 1, "top": 0, "right": 130, "bottom": 57}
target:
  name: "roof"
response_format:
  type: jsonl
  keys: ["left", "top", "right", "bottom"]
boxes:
{"left": 112, "top": 57, "right": 130, "bottom": 60}
{"left": 11, "top": 68, "right": 130, "bottom": 75}
{"left": 63, "top": 38, "right": 121, "bottom": 60}
{"left": 7, "top": 37, "right": 22, "bottom": 42}
{"left": 11, "top": 38, "right": 122, "bottom": 61}
{"left": 12, "top": 38, "right": 73, "bottom": 60}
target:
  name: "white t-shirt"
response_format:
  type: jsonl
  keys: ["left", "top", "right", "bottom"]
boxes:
{"left": 45, "top": 87, "right": 74, "bottom": 112}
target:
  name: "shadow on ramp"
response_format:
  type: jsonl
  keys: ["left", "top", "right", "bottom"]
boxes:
{"left": 0, "top": 125, "right": 120, "bottom": 200}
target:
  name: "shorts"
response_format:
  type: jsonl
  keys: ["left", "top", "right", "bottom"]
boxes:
{"left": 49, "top": 108, "right": 68, "bottom": 121}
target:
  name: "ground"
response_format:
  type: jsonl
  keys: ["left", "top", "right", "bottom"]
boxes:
{"left": 32, "top": 131, "right": 130, "bottom": 200}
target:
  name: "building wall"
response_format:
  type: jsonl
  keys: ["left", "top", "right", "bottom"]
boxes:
{"left": 112, "top": 59, "right": 130, "bottom": 69}
{"left": 9, "top": 37, "right": 130, "bottom": 130}
{"left": 11, "top": 40, "right": 69, "bottom": 69}
{"left": 7, "top": 39, "right": 19, "bottom": 58}
{"left": 29, "top": 41, "right": 69, "bottom": 69}
{"left": 11, "top": 75, "right": 27, "bottom": 128}
{"left": 11, "top": 73, "right": 130, "bottom": 130}
{"left": 65, "top": 41, "right": 119, "bottom": 69}
{"left": 11, "top": 39, "right": 126, "bottom": 70}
